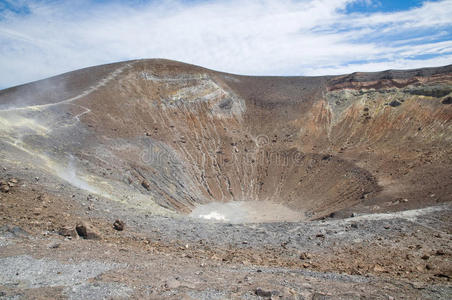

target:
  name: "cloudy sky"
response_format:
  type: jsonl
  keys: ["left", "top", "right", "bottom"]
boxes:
{"left": 0, "top": 0, "right": 451, "bottom": 89}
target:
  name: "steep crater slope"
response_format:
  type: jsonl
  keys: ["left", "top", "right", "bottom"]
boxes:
{"left": 0, "top": 60, "right": 451, "bottom": 221}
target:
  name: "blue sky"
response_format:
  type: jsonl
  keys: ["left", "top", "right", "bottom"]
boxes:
{"left": 0, "top": 0, "right": 451, "bottom": 89}
{"left": 345, "top": 0, "right": 438, "bottom": 12}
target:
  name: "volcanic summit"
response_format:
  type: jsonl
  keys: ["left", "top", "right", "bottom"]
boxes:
{"left": 0, "top": 59, "right": 451, "bottom": 298}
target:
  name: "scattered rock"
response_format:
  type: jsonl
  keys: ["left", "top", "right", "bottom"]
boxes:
{"left": 299, "top": 252, "right": 311, "bottom": 260}
{"left": 441, "top": 96, "right": 452, "bottom": 104}
{"left": 421, "top": 254, "right": 430, "bottom": 260}
{"left": 141, "top": 180, "right": 151, "bottom": 191}
{"left": 255, "top": 288, "right": 272, "bottom": 298}
{"left": 411, "top": 281, "right": 426, "bottom": 289}
{"left": 48, "top": 241, "right": 61, "bottom": 249}
{"left": 75, "top": 222, "right": 102, "bottom": 240}
{"left": 312, "top": 293, "right": 332, "bottom": 299}
{"left": 434, "top": 273, "right": 450, "bottom": 279}
{"left": 0, "top": 184, "right": 10, "bottom": 193}
{"left": 281, "top": 241, "right": 289, "bottom": 249}
{"left": 37, "top": 194, "right": 49, "bottom": 202}
{"left": 58, "top": 226, "right": 78, "bottom": 238}
{"left": 373, "top": 265, "right": 384, "bottom": 272}
{"left": 350, "top": 223, "right": 358, "bottom": 229}
{"left": 321, "top": 154, "right": 332, "bottom": 161}
{"left": 388, "top": 100, "right": 401, "bottom": 107}
{"left": 87, "top": 194, "right": 97, "bottom": 201}
{"left": 165, "top": 278, "right": 181, "bottom": 289}
{"left": 113, "top": 220, "right": 125, "bottom": 231}
{"left": 435, "top": 249, "right": 445, "bottom": 256}
{"left": 315, "top": 233, "right": 325, "bottom": 238}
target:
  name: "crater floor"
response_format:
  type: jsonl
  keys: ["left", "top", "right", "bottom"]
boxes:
{"left": 189, "top": 201, "right": 306, "bottom": 223}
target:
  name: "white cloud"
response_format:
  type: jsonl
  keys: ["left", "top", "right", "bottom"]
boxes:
{"left": 0, "top": 0, "right": 451, "bottom": 88}
{"left": 304, "top": 54, "right": 452, "bottom": 75}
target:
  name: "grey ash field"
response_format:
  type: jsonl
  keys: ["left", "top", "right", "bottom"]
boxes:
{"left": 0, "top": 59, "right": 451, "bottom": 299}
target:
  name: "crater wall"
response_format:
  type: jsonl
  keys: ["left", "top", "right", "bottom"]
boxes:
{"left": 1, "top": 59, "right": 451, "bottom": 220}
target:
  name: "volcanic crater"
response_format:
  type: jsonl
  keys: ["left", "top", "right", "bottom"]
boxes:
{"left": 1, "top": 59, "right": 451, "bottom": 222}
{"left": 1, "top": 60, "right": 452, "bottom": 298}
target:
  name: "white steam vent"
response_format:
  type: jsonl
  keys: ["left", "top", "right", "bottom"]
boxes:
{"left": 54, "top": 156, "right": 100, "bottom": 195}
{"left": 189, "top": 201, "right": 305, "bottom": 223}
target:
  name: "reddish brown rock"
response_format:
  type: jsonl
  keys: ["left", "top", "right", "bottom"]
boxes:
{"left": 141, "top": 180, "right": 151, "bottom": 191}
{"left": 113, "top": 220, "right": 125, "bottom": 231}
{"left": 75, "top": 222, "right": 102, "bottom": 240}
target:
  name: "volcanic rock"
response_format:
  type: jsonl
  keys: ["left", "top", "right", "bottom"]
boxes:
{"left": 58, "top": 226, "right": 78, "bottom": 238}
{"left": 312, "top": 293, "right": 332, "bottom": 299}
{"left": 299, "top": 252, "right": 311, "bottom": 260}
{"left": 255, "top": 288, "right": 272, "bottom": 298}
{"left": 75, "top": 222, "right": 102, "bottom": 240}
{"left": 434, "top": 273, "right": 451, "bottom": 279}
{"left": 388, "top": 100, "right": 402, "bottom": 107}
{"left": 141, "top": 180, "right": 151, "bottom": 191}
{"left": 0, "top": 184, "right": 9, "bottom": 193}
{"left": 441, "top": 96, "right": 452, "bottom": 104}
{"left": 435, "top": 250, "right": 446, "bottom": 256}
{"left": 113, "top": 220, "right": 125, "bottom": 231}
{"left": 48, "top": 241, "right": 61, "bottom": 249}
